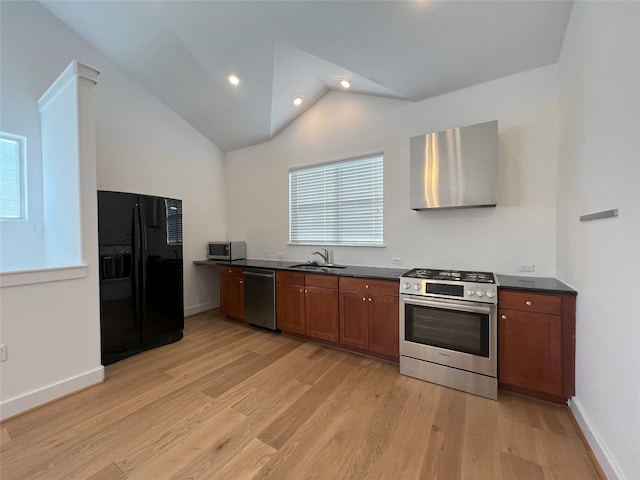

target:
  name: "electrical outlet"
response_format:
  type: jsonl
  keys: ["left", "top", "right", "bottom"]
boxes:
{"left": 263, "top": 249, "right": 271, "bottom": 258}
{"left": 516, "top": 263, "right": 535, "bottom": 272}
{"left": 0, "top": 344, "right": 7, "bottom": 362}
{"left": 277, "top": 253, "right": 284, "bottom": 259}
{"left": 392, "top": 257, "right": 403, "bottom": 265}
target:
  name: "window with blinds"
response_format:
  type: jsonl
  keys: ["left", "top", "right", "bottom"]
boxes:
{"left": 165, "top": 199, "right": 182, "bottom": 246}
{"left": 289, "top": 153, "right": 383, "bottom": 246}
{"left": 0, "top": 133, "right": 26, "bottom": 220}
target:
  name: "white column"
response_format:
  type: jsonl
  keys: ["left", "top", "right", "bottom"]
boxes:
{"left": 37, "top": 61, "right": 99, "bottom": 267}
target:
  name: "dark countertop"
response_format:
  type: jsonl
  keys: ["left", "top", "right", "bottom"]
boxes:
{"left": 496, "top": 274, "right": 577, "bottom": 295}
{"left": 194, "top": 258, "right": 407, "bottom": 281}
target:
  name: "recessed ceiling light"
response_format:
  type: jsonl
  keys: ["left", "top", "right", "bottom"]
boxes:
{"left": 291, "top": 95, "right": 303, "bottom": 106}
{"left": 228, "top": 74, "right": 240, "bottom": 86}
{"left": 339, "top": 79, "right": 352, "bottom": 89}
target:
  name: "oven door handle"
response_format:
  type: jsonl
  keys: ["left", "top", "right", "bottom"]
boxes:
{"left": 400, "top": 295, "right": 493, "bottom": 315}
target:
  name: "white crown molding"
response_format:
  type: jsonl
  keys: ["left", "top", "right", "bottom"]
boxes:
{"left": 37, "top": 60, "right": 100, "bottom": 112}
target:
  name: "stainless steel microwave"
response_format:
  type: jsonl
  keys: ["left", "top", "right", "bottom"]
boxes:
{"left": 207, "top": 241, "right": 246, "bottom": 261}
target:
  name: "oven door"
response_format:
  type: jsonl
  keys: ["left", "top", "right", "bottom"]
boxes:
{"left": 400, "top": 294, "right": 497, "bottom": 377}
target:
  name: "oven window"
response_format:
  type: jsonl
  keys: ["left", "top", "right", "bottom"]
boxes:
{"left": 405, "top": 304, "right": 489, "bottom": 357}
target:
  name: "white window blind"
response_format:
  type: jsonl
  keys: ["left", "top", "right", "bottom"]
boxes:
{"left": 0, "top": 133, "right": 26, "bottom": 220}
{"left": 165, "top": 199, "right": 182, "bottom": 246}
{"left": 289, "top": 154, "right": 383, "bottom": 246}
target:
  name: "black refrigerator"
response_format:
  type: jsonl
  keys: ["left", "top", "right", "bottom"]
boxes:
{"left": 98, "top": 190, "right": 184, "bottom": 365}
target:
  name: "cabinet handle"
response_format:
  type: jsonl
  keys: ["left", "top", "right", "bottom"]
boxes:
{"left": 525, "top": 300, "right": 532, "bottom": 306}
{"left": 305, "top": 290, "right": 308, "bottom": 293}
{"left": 228, "top": 269, "right": 232, "bottom": 273}
{"left": 501, "top": 314, "right": 507, "bottom": 320}
{"left": 299, "top": 289, "right": 303, "bottom": 293}
{"left": 368, "top": 297, "right": 372, "bottom": 302}
{"left": 365, "top": 284, "right": 369, "bottom": 289}
{"left": 239, "top": 280, "right": 243, "bottom": 284}
{"left": 362, "top": 297, "right": 366, "bottom": 301}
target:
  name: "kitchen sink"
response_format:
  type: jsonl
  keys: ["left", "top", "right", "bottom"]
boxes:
{"left": 290, "top": 263, "right": 347, "bottom": 271}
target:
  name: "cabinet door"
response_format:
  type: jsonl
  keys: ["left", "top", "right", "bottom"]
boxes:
{"left": 276, "top": 283, "right": 305, "bottom": 334}
{"left": 499, "top": 309, "right": 562, "bottom": 397}
{"left": 221, "top": 276, "right": 244, "bottom": 320}
{"left": 368, "top": 293, "right": 399, "bottom": 358}
{"left": 306, "top": 286, "right": 339, "bottom": 342}
{"left": 339, "top": 291, "right": 369, "bottom": 349}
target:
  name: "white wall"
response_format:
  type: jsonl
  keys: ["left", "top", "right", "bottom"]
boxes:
{"left": 94, "top": 51, "right": 227, "bottom": 315}
{"left": 557, "top": 2, "right": 640, "bottom": 479}
{"left": 0, "top": 0, "right": 225, "bottom": 310}
{"left": 226, "top": 66, "right": 559, "bottom": 276}
{"left": 0, "top": 1, "right": 225, "bottom": 418}
{"left": 0, "top": 58, "right": 103, "bottom": 419}
{"left": 0, "top": 1, "right": 46, "bottom": 271}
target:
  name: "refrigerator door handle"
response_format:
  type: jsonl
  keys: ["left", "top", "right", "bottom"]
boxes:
{"left": 133, "top": 203, "right": 142, "bottom": 328}
{"left": 138, "top": 202, "right": 148, "bottom": 311}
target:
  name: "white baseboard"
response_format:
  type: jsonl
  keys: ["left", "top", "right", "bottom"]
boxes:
{"left": 0, "top": 366, "right": 104, "bottom": 420}
{"left": 569, "top": 397, "right": 624, "bottom": 480}
{"left": 184, "top": 302, "right": 217, "bottom": 317}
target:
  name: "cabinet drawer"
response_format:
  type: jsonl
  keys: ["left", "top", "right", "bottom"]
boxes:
{"left": 220, "top": 266, "right": 244, "bottom": 278}
{"left": 277, "top": 271, "right": 305, "bottom": 285}
{"left": 339, "top": 277, "right": 399, "bottom": 296}
{"left": 306, "top": 273, "right": 339, "bottom": 289}
{"left": 499, "top": 290, "right": 562, "bottom": 315}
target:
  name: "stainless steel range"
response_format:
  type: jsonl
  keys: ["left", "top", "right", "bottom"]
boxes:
{"left": 399, "top": 268, "right": 498, "bottom": 400}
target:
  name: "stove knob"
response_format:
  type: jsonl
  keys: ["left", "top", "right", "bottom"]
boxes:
{"left": 466, "top": 288, "right": 476, "bottom": 296}
{"left": 403, "top": 283, "right": 411, "bottom": 290}
{"left": 486, "top": 290, "right": 495, "bottom": 298}
{"left": 476, "top": 289, "right": 485, "bottom": 297}
{"left": 413, "top": 283, "right": 422, "bottom": 292}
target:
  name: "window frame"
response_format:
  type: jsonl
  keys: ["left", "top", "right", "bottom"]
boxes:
{"left": 288, "top": 152, "right": 384, "bottom": 247}
{"left": 0, "top": 132, "right": 27, "bottom": 221}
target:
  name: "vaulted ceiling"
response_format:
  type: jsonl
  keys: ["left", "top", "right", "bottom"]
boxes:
{"left": 41, "top": 1, "right": 573, "bottom": 152}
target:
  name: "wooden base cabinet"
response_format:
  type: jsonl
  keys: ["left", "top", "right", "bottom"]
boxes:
{"left": 305, "top": 281, "right": 339, "bottom": 342}
{"left": 498, "top": 289, "right": 576, "bottom": 403}
{"left": 339, "top": 277, "right": 399, "bottom": 360}
{"left": 275, "top": 272, "right": 305, "bottom": 334}
{"left": 276, "top": 272, "right": 339, "bottom": 342}
{"left": 220, "top": 266, "right": 244, "bottom": 320}
{"left": 369, "top": 293, "right": 400, "bottom": 357}
{"left": 339, "top": 291, "right": 369, "bottom": 349}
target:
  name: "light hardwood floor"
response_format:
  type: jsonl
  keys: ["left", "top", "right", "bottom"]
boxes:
{"left": 1, "top": 310, "right": 603, "bottom": 480}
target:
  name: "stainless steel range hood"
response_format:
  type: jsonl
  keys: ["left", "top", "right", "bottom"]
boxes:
{"left": 410, "top": 120, "right": 498, "bottom": 210}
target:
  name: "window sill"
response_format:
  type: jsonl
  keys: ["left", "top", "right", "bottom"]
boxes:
{"left": 288, "top": 243, "right": 386, "bottom": 248}
{"left": 0, "top": 264, "right": 88, "bottom": 288}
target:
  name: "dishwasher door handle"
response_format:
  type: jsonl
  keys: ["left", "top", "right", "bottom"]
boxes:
{"left": 243, "top": 271, "right": 275, "bottom": 278}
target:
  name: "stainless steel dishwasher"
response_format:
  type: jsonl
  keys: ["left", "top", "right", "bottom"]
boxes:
{"left": 243, "top": 268, "right": 277, "bottom": 330}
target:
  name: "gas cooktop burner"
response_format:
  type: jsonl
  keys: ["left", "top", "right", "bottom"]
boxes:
{"left": 404, "top": 268, "right": 495, "bottom": 284}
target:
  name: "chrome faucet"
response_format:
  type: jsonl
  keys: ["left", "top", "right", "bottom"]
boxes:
{"left": 311, "top": 248, "right": 330, "bottom": 265}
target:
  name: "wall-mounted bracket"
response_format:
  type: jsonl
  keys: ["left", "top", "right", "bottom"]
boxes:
{"left": 579, "top": 209, "right": 618, "bottom": 222}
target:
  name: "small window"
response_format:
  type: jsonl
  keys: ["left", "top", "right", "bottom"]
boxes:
{"left": 0, "top": 133, "right": 26, "bottom": 220}
{"left": 289, "top": 153, "right": 383, "bottom": 246}
{"left": 165, "top": 199, "right": 182, "bottom": 246}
